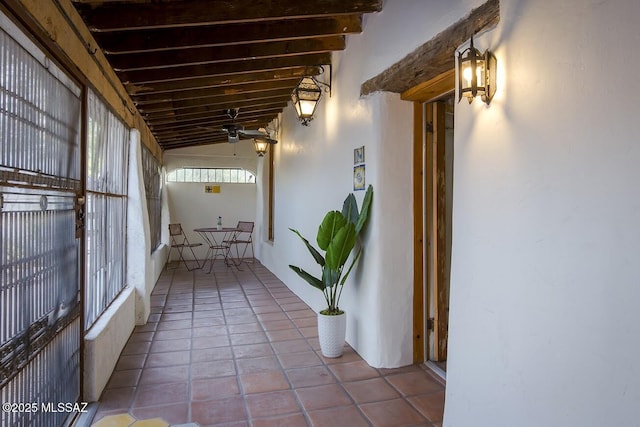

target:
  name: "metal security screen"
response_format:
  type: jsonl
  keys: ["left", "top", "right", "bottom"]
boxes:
{"left": 85, "top": 89, "right": 129, "bottom": 329}
{"left": 141, "top": 145, "right": 161, "bottom": 253}
{"left": 0, "top": 20, "right": 81, "bottom": 427}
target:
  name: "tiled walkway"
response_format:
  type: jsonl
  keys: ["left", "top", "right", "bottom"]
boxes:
{"left": 92, "top": 261, "right": 445, "bottom": 427}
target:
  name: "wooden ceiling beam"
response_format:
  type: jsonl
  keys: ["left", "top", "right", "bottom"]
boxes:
{"left": 148, "top": 106, "right": 282, "bottom": 129}
{"left": 145, "top": 101, "right": 288, "bottom": 125}
{"left": 109, "top": 37, "right": 344, "bottom": 71}
{"left": 162, "top": 138, "right": 230, "bottom": 150}
{"left": 161, "top": 136, "right": 231, "bottom": 149}
{"left": 73, "top": 0, "right": 382, "bottom": 32}
{"left": 137, "top": 89, "right": 293, "bottom": 113}
{"left": 153, "top": 121, "right": 275, "bottom": 140}
{"left": 118, "top": 53, "right": 331, "bottom": 84}
{"left": 125, "top": 67, "right": 314, "bottom": 96}
{"left": 157, "top": 122, "right": 272, "bottom": 144}
{"left": 69, "top": 1, "right": 381, "bottom": 152}
{"left": 361, "top": 0, "right": 499, "bottom": 96}
{"left": 143, "top": 100, "right": 287, "bottom": 121}
{"left": 155, "top": 129, "right": 227, "bottom": 140}
{"left": 152, "top": 114, "right": 279, "bottom": 136}
{"left": 96, "top": 15, "right": 361, "bottom": 54}
{"left": 148, "top": 104, "right": 284, "bottom": 129}
{"left": 155, "top": 129, "right": 274, "bottom": 143}
{"left": 132, "top": 79, "right": 299, "bottom": 105}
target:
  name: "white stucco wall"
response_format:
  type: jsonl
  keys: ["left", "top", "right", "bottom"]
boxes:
{"left": 127, "top": 130, "right": 153, "bottom": 324}
{"left": 164, "top": 142, "right": 258, "bottom": 259}
{"left": 445, "top": 0, "right": 640, "bottom": 426}
{"left": 83, "top": 286, "right": 135, "bottom": 402}
{"left": 257, "top": 1, "right": 640, "bottom": 424}
{"left": 257, "top": 0, "right": 486, "bottom": 368}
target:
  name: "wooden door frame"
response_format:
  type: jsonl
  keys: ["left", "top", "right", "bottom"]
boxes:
{"left": 429, "top": 101, "right": 449, "bottom": 362}
{"left": 402, "top": 70, "right": 455, "bottom": 363}
{"left": 412, "top": 102, "right": 425, "bottom": 362}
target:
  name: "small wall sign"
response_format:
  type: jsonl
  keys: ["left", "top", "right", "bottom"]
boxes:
{"left": 354, "top": 146, "right": 365, "bottom": 190}
{"left": 353, "top": 165, "right": 365, "bottom": 191}
{"left": 354, "top": 146, "right": 365, "bottom": 165}
{"left": 205, "top": 185, "right": 221, "bottom": 193}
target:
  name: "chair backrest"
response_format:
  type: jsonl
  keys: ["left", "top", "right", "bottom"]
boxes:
{"left": 236, "top": 221, "right": 254, "bottom": 233}
{"left": 169, "top": 223, "right": 184, "bottom": 236}
{"left": 169, "top": 223, "right": 192, "bottom": 246}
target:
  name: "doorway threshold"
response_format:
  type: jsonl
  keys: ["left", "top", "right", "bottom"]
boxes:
{"left": 425, "top": 360, "right": 447, "bottom": 382}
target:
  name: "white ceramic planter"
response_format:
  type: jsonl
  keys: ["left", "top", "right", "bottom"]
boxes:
{"left": 317, "top": 311, "right": 346, "bottom": 358}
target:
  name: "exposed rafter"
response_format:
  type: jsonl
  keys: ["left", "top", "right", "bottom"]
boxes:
{"left": 73, "top": 0, "right": 382, "bottom": 31}
{"left": 71, "top": 0, "right": 382, "bottom": 149}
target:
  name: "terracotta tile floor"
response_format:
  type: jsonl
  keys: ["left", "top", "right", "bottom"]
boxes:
{"left": 92, "top": 261, "right": 445, "bottom": 427}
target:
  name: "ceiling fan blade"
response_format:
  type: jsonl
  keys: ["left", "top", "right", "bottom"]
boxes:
{"left": 196, "top": 126, "right": 225, "bottom": 133}
{"left": 239, "top": 129, "right": 267, "bottom": 137}
{"left": 222, "top": 123, "right": 244, "bottom": 133}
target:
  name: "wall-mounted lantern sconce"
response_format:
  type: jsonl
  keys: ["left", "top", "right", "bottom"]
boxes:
{"left": 457, "top": 35, "right": 496, "bottom": 104}
{"left": 291, "top": 65, "right": 332, "bottom": 126}
{"left": 253, "top": 139, "right": 270, "bottom": 157}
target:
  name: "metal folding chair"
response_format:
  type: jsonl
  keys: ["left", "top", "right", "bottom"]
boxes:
{"left": 225, "top": 221, "right": 255, "bottom": 263}
{"left": 167, "top": 223, "right": 202, "bottom": 271}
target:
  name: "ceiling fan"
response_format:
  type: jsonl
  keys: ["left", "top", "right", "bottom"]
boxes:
{"left": 219, "top": 108, "right": 277, "bottom": 144}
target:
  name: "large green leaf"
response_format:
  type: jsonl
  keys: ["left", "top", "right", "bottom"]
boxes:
{"left": 317, "top": 211, "right": 347, "bottom": 251}
{"left": 289, "top": 265, "right": 325, "bottom": 291}
{"left": 342, "top": 193, "right": 359, "bottom": 225}
{"left": 325, "top": 222, "right": 357, "bottom": 270}
{"left": 289, "top": 228, "right": 325, "bottom": 266}
{"left": 339, "top": 247, "right": 362, "bottom": 287}
{"left": 355, "top": 185, "right": 373, "bottom": 234}
{"left": 322, "top": 267, "right": 339, "bottom": 289}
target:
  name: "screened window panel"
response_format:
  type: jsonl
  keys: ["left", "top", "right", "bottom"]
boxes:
{"left": 0, "top": 29, "right": 81, "bottom": 184}
{"left": 141, "top": 145, "right": 162, "bottom": 253}
{"left": 86, "top": 93, "right": 128, "bottom": 195}
{"left": 0, "top": 189, "right": 78, "bottom": 346}
{"left": 85, "top": 89, "right": 129, "bottom": 329}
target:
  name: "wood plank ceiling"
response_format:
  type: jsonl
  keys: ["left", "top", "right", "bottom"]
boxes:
{"left": 71, "top": 0, "right": 383, "bottom": 150}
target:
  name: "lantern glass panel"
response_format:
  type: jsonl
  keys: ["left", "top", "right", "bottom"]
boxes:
{"left": 254, "top": 140, "right": 268, "bottom": 156}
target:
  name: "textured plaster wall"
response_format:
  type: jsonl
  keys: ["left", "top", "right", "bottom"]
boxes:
{"left": 256, "top": 0, "right": 485, "bottom": 368}
{"left": 445, "top": 0, "right": 640, "bottom": 426}
{"left": 127, "top": 130, "right": 153, "bottom": 324}
{"left": 83, "top": 287, "right": 135, "bottom": 402}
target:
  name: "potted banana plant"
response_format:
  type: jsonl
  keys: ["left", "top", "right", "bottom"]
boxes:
{"left": 289, "top": 185, "right": 373, "bottom": 357}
